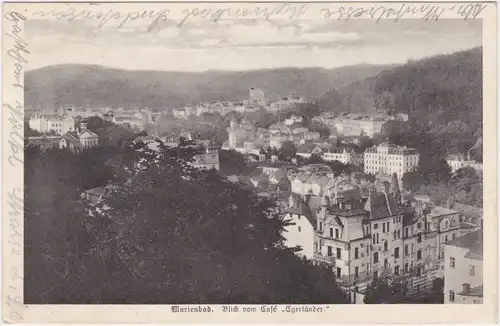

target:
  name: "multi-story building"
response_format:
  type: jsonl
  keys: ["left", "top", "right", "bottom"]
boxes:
{"left": 364, "top": 142, "right": 419, "bottom": 181}
{"left": 29, "top": 113, "right": 75, "bottom": 135}
{"left": 331, "top": 114, "right": 389, "bottom": 138}
{"left": 323, "top": 148, "right": 364, "bottom": 166}
{"left": 283, "top": 173, "right": 478, "bottom": 302}
{"left": 269, "top": 96, "right": 306, "bottom": 112}
{"left": 444, "top": 230, "right": 483, "bottom": 304}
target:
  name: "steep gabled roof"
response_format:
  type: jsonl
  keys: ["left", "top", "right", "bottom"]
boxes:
{"left": 285, "top": 194, "right": 315, "bottom": 226}
{"left": 364, "top": 191, "right": 401, "bottom": 220}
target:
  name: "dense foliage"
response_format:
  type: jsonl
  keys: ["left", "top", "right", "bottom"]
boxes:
{"left": 319, "top": 47, "right": 482, "bottom": 132}
{"left": 25, "top": 142, "right": 348, "bottom": 304}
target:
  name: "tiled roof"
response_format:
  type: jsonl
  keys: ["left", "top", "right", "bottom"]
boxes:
{"left": 447, "top": 230, "right": 483, "bottom": 260}
{"left": 364, "top": 191, "right": 401, "bottom": 220}
{"left": 285, "top": 194, "right": 315, "bottom": 226}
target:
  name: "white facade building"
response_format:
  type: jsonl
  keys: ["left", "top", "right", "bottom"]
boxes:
{"left": 29, "top": 114, "right": 75, "bottom": 135}
{"left": 444, "top": 230, "right": 483, "bottom": 304}
{"left": 364, "top": 143, "right": 419, "bottom": 180}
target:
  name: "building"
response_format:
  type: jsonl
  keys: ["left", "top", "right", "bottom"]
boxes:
{"left": 330, "top": 114, "right": 389, "bottom": 138}
{"left": 444, "top": 230, "right": 483, "bottom": 304}
{"left": 364, "top": 142, "right": 419, "bottom": 181}
{"left": 282, "top": 171, "right": 479, "bottom": 302}
{"left": 282, "top": 194, "right": 321, "bottom": 260}
{"left": 59, "top": 120, "right": 99, "bottom": 153}
{"left": 269, "top": 96, "right": 306, "bottom": 112}
{"left": 223, "top": 120, "right": 255, "bottom": 153}
{"left": 249, "top": 88, "right": 265, "bottom": 104}
{"left": 191, "top": 146, "right": 220, "bottom": 171}
{"left": 26, "top": 135, "right": 62, "bottom": 150}
{"left": 285, "top": 115, "right": 304, "bottom": 126}
{"left": 446, "top": 154, "right": 483, "bottom": 173}
{"left": 29, "top": 113, "right": 75, "bottom": 135}
{"left": 323, "top": 148, "right": 364, "bottom": 166}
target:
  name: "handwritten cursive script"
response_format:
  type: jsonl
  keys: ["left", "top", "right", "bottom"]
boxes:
{"left": 32, "top": 8, "right": 169, "bottom": 32}
{"left": 4, "top": 102, "right": 24, "bottom": 167}
{"left": 178, "top": 3, "right": 308, "bottom": 26}
{"left": 4, "top": 11, "right": 29, "bottom": 89}
{"left": 320, "top": 3, "right": 487, "bottom": 22}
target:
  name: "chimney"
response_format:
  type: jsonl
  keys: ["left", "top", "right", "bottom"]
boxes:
{"left": 462, "top": 283, "right": 471, "bottom": 294}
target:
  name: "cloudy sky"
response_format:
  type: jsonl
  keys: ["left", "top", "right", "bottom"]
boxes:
{"left": 26, "top": 17, "right": 482, "bottom": 71}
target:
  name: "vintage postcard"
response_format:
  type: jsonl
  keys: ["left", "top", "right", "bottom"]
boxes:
{"left": 2, "top": 1, "right": 498, "bottom": 324}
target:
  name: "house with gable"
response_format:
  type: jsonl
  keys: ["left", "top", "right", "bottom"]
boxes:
{"left": 59, "top": 120, "right": 99, "bottom": 153}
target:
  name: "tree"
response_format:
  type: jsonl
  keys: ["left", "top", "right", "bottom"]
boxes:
{"left": 219, "top": 150, "right": 249, "bottom": 176}
{"left": 25, "top": 141, "right": 349, "bottom": 304}
{"left": 279, "top": 141, "right": 297, "bottom": 160}
{"left": 363, "top": 275, "right": 407, "bottom": 304}
{"left": 401, "top": 169, "right": 422, "bottom": 192}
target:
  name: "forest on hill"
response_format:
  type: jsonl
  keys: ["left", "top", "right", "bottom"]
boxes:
{"left": 24, "top": 63, "right": 393, "bottom": 112}
{"left": 318, "top": 47, "right": 482, "bottom": 131}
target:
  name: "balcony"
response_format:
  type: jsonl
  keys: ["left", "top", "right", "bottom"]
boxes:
{"left": 313, "top": 253, "right": 336, "bottom": 266}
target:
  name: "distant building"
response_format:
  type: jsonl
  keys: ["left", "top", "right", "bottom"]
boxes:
{"left": 323, "top": 113, "right": 391, "bottom": 138}
{"left": 191, "top": 146, "right": 220, "bottom": 171}
{"left": 285, "top": 115, "right": 304, "bottom": 126}
{"left": 249, "top": 88, "right": 265, "bottom": 104}
{"left": 26, "top": 135, "right": 62, "bottom": 150}
{"left": 59, "top": 120, "right": 99, "bottom": 153}
{"left": 29, "top": 113, "right": 75, "bottom": 135}
{"left": 446, "top": 154, "right": 483, "bottom": 173}
{"left": 364, "top": 142, "right": 419, "bottom": 181}
{"left": 444, "top": 230, "right": 483, "bottom": 304}
{"left": 269, "top": 96, "right": 306, "bottom": 113}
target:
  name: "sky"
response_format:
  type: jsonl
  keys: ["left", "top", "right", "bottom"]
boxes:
{"left": 26, "top": 17, "right": 482, "bottom": 72}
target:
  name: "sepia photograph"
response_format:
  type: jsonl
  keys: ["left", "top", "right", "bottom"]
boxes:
{"left": 2, "top": 1, "right": 498, "bottom": 324}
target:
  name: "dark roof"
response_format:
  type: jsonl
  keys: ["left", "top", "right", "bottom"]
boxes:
{"left": 447, "top": 230, "right": 483, "bottom": 260}
{"left": 364, "top": 191, "right": 401, "bottom": 220}
{"left": 305, "top": 195, "right": 323, "bottom": 219}
{"left": 285, "top": 194, "right": 315, "bottom": 226}
{"left": 61, "top": 132, "right": 81, "bottom": 146}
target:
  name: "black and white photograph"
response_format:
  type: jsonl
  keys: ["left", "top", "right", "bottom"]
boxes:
{"left": 2, "top": 1, "right": 498, "bottom": 323}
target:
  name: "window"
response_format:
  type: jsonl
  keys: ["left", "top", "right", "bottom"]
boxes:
{"left": 449, "top": 290, "right": 455, "bottom": 302}
{"left": 404, "top": 227, "right": 409, "bottom": 238}
{"left": 373, "top": 252, "right": 379, "bottom": 263}
{"left": 336, "top": 248, "right": 342, "bottom": 259}
{"left": 386, "top": 222, "right": 390, "bottom": 232}
{"left": 452, "top": 233, "right": 456, "bottom": 240}
{"left": 404, "top": 245, "right": 409, "bottom": 255}
{"left": 373, "top": 271, "right": 378, "bottom": 279}
{"left": 405, "top": 263, "right": 409, "bottom": 272}
{"left": 327, "top": 246, "right": 333, "bottom": 257}
{"left": 335, "top": 228, "right": 339, "bottom": 239}
{"left": 411, "top": 243, "right": 415, "bottom": 253}
{"left": 319, "top": 222, "right": 323, "bottom": 231}
{"left": 416, "top": 266, "right": 422, "bottom": 277}
{"left": 374, "top": 223, "right": 378, "bottom": 229}
{"left": 469, "top": 265, "right": 475, "bottom": 276}
{"left": 298, "top": 226, "right": 301, "bottom": 232}
{"left": 376, "top": 233, "right": 379, "bottom": 244}
{"left": 355, "top": 266, "right": 359, "bottom": 278}
{"left": 398, "top": 230, "right": 401, "bottom": 239}
{"left": 445, "top": 221, "right": 449, "bottom": 229}
{"left": 384, "top": 258, "right": 388, "bottom": 268}
{"left": 449, "top": 257, "right": 455, "bottom": 268}
{"left": 354, "top": 248, "right": 359, "bottom": 259}
{"left": 394, "top": 247, "right": 400, "bottom": 258}
{"left": 382, "top": 223, "right": 385, "bottom": 233}
{"left": 417, "top": 222, "right": 422, "bottom": 229}
{"left": 329, "top": 228, "right": 333, "bottom": 238}
{"left": 336, "top": 268, "right": 341, "bottom": 278}
{"left": 417, "top": 250, "right": 422, "bottom": 260}
{"left": 394, "top": 265, "right": 400, "bottom": 275}
{"left": 384, "top": 241, "right": 388, "bottom": 251}
{"left": 372, "top": 234, "right": 376, "bottom": 245}
{"left": 445, "top": 235, "right": 448, "bottom": 243}
{"left": 417, "top": 234, "right": 422, "bottom": 243}
{"left": 393, "top": 230, "right": 397, "bottom": 240}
